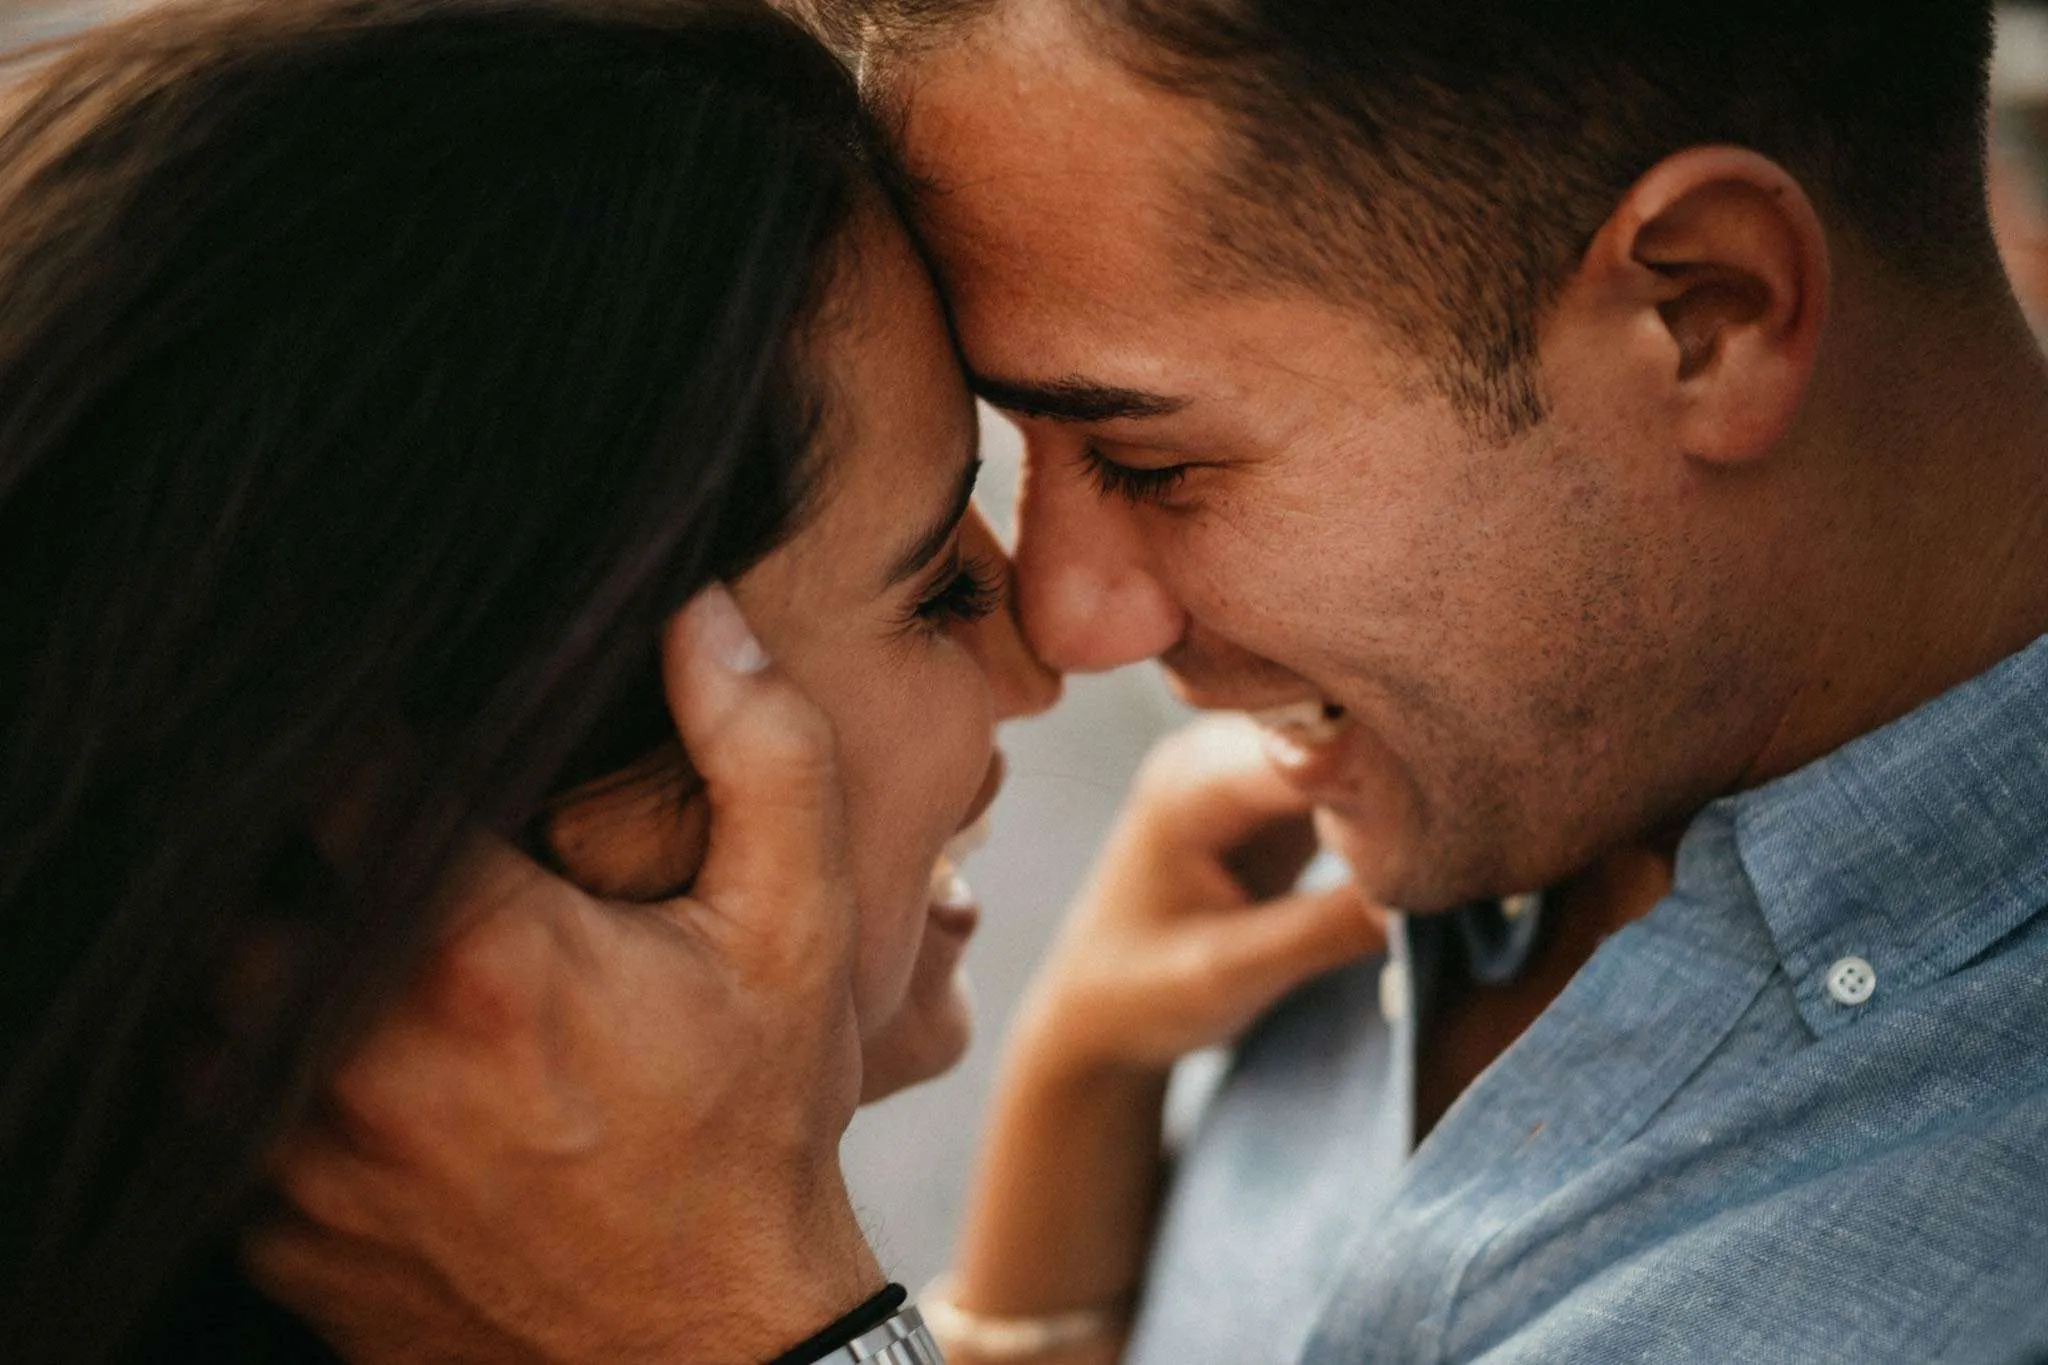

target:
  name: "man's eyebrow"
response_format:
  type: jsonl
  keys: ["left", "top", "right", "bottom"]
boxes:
{"left": 887, "top": 455, "right": 984, "bottom": 587}
{"left": 968, "top": 373, "right": 1190, "bottom": 424}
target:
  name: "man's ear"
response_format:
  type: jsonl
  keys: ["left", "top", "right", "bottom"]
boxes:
{"left": 1568, "top": 146, "right": 1829, "bottom": 464}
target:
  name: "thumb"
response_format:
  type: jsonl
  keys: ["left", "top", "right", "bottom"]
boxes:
{"left": 1189, "top": 885, "right": 1389, "bottom": 1028}
{"left": 656, "top": 585, "right": 854, "bottom": 976}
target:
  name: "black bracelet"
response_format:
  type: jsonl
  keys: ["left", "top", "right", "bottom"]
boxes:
{"left": 765, "top": 1283, "right": 908, "bottom": 1365}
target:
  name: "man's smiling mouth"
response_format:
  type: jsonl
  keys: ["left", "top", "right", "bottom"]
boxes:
{"left": 1250, "top": 699, "right": 1356, "bottom": 749}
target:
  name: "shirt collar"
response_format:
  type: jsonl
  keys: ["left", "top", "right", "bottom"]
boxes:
{"left": 1710, "top": 631, "right": 2048, "bottom": 1037}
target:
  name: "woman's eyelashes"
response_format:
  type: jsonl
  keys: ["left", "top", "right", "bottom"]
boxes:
{"left": 1078, "top": 443, "right": 1192, "bottom": 508}
{"left": 909, "top": 548, "right": 1004, "bottom": 635}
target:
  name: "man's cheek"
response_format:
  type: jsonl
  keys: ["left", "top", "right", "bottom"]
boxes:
{"left": 1195, "top": 567, "right": 1349, "bottom": 661}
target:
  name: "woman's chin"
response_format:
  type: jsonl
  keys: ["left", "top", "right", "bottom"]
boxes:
{"left": 858, "top": 972, "right": 974, "bottom": 1104}
{"left": 858, "top": 878, "right": 980, "bottom": 1103}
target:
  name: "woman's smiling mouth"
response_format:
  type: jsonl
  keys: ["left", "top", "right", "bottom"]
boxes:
{"left": 928, "top": 750, "right": 1006, "bottom": 935}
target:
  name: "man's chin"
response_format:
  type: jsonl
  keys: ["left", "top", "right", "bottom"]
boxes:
{"left": 1311, "top": 805, "right": 1496, "bottom": 915}
{"left": 1312, "top": 805, "right": 1418, "bottom": 905}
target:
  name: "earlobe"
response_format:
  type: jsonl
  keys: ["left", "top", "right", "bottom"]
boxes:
{"left": 1589, "top": 146, "right": 1830, "bottom": 465}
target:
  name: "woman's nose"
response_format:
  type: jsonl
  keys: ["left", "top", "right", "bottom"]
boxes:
{"left": 1012, "top": 437, "right": 1185, "bottom": 674}
{"left": 960, "top": 510, "right": 1062, "bottom": 720}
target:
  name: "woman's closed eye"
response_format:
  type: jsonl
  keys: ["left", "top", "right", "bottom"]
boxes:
{"left": 910, "top": 548, "right": 1004, "bottom": 635}
{"left": 1079, "top": 443, "right": 1192, "bottom": 508}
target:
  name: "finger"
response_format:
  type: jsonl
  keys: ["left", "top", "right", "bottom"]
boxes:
{"left": 242, "top": 1217, "right": 372, "bottom": 1316}
{"left": 266, "top": 1127, "right": 402, "bottom": 1243}
{"left": 1185, "top": 885, "right": 1389, "bottom": 1026}
{"left": 1136, "top": 716, "right": 1318, "bottom": 853}
{"left": 655, "top": 585, "right": 853, "bottom": 970}
{"left": 243, "top": 1216, "right": 466, "bottom": 1363}
{"left": 541, "top": 755, "right": 710, "bottom": 903}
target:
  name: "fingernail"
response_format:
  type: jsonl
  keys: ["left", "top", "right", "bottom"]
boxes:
{"left": 695, "top": 584, "right": 770, "bottom": 675}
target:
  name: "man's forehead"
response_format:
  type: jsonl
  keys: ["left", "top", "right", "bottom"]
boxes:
{"left": 874, "top": 1, "right": 1390, "bottom": 411}
{"left": 887, "top": 0, "right": 1217, "bottom": 214}
{"left": 889, "top": 31, "right": 1232, "bottom": 363}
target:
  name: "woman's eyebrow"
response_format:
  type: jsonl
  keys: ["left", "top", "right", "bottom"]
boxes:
{"left": 886, "top": 455, "right": 984, "bottom": 587}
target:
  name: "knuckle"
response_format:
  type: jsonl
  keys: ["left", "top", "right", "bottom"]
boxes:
{"left": 417, "top": 915, "right": 548, "bottom": 1041}
{"left": 325, "top": 1040, "right": 440, "bottom": 1164}
{"left": 272, "top": 1150, "right": 381, "bottom": 1241}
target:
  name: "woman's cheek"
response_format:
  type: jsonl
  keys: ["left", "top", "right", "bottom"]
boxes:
{"left": 859, "top": 921, "right": 975, "bottom": 1103}
{"left": 839, "top": 730, "right": 947, "bottom": 1024}
{"left": 849, "top": 663, "right": 991, "bottom": 1035}
{"left": 853, "top": 893, "right": 934, "bottom": 1041}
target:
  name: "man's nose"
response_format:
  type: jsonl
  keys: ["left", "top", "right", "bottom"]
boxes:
{"left": 1012, "top": 439, "right": 1185, "bottom": 674}
{"left": 960, "top": 510, "right": 1062, "bottom": 720}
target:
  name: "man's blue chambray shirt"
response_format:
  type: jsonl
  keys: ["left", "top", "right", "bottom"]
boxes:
{"left": 1125, "top": 632, "right": 2048, "bottom": 1365}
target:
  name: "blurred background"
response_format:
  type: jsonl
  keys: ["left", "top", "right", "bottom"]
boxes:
{"left": 6, "top": 0, "right": 2048, "bottom": 1296}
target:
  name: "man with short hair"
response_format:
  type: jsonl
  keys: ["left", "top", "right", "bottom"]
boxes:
{"left": 800, "top": 2, "right": 2048, "bottom": 1359}
{"left": 262, "top": 3, "right": 2048, "bottom": 1359}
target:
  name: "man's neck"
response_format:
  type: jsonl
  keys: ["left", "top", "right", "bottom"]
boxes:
{"left": 1740, "top": 281, "right": 2048, "bottom": 789}
{"left": 1415, "top": 842, "right": 1677, "bottom": 1143}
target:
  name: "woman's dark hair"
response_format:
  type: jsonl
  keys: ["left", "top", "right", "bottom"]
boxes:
{"left": 0, "top": 1, "right": 877, "bottom": 1357}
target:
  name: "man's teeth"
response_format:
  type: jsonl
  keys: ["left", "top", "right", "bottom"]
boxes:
{"left": 942, "top": 813, "right": 991, "bottom": 865}
{"left": 1249, "top": 701, "right": 1353, "bottom": 745}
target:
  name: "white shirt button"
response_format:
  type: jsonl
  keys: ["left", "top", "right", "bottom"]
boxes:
{"left": 1379, "top": 958, "right": 1411, "bottom": 1025}
{"left": 1826, "top": 955, "right": 1877, "bottom": 1006}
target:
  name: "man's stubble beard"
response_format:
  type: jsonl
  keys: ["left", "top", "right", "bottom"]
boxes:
{"left": 1342, "top": 461, "right": 1776, "bottom": 914}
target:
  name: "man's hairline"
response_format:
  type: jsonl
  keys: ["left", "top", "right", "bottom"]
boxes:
{"left": 855, "top": 0, "right": 1979, "bottom": 439}
{"left": 855, "top": 0, "right": 1544, "bottom": 419}
{"left": 862, "top": 2, "right": 2000, "bottom": 314}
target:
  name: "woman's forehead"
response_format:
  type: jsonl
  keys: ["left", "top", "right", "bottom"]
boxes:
{"left": 768, "top": 209, "right": 978, "bottom": 589}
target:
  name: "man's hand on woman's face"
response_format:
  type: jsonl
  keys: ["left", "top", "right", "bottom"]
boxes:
{"left": 246, "top": 587, "right": 883, "bottom": 1365}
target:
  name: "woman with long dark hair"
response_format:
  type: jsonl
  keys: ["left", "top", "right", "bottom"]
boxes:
{"left": 0, "top": 1, "right": 1061, "bottom": 1357}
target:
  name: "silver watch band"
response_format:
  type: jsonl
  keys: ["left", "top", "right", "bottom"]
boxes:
{"left": 809, "top": 1303, "right": 946, "bottom": 1364}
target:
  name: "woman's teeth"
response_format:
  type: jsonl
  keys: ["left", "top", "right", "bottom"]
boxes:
{"left": 930, "top": 814, "right": 992, "bottom": 909}
{"left": 1249, "top": 700, "right": 1353, "bottom": 746}
{"left": 929, "top": 864, "right": 974, "bottom": 910}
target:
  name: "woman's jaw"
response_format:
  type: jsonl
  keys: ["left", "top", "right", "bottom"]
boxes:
{"left": 927, "top": 749, "right": 1004, "bottom": 934}
{"left": 858, "top": 750, "right": 1006, "bottom": 1104}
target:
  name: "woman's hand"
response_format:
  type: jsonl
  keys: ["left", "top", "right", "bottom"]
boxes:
{"left": 246, "top": 587, "right": 882, "bottom": 1365}
{"left": 1017, "top": 714, "right": 1388, "bottom": 1077}
{"left": 935, "top": 716, "right": 1388, "bottom": 1362}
